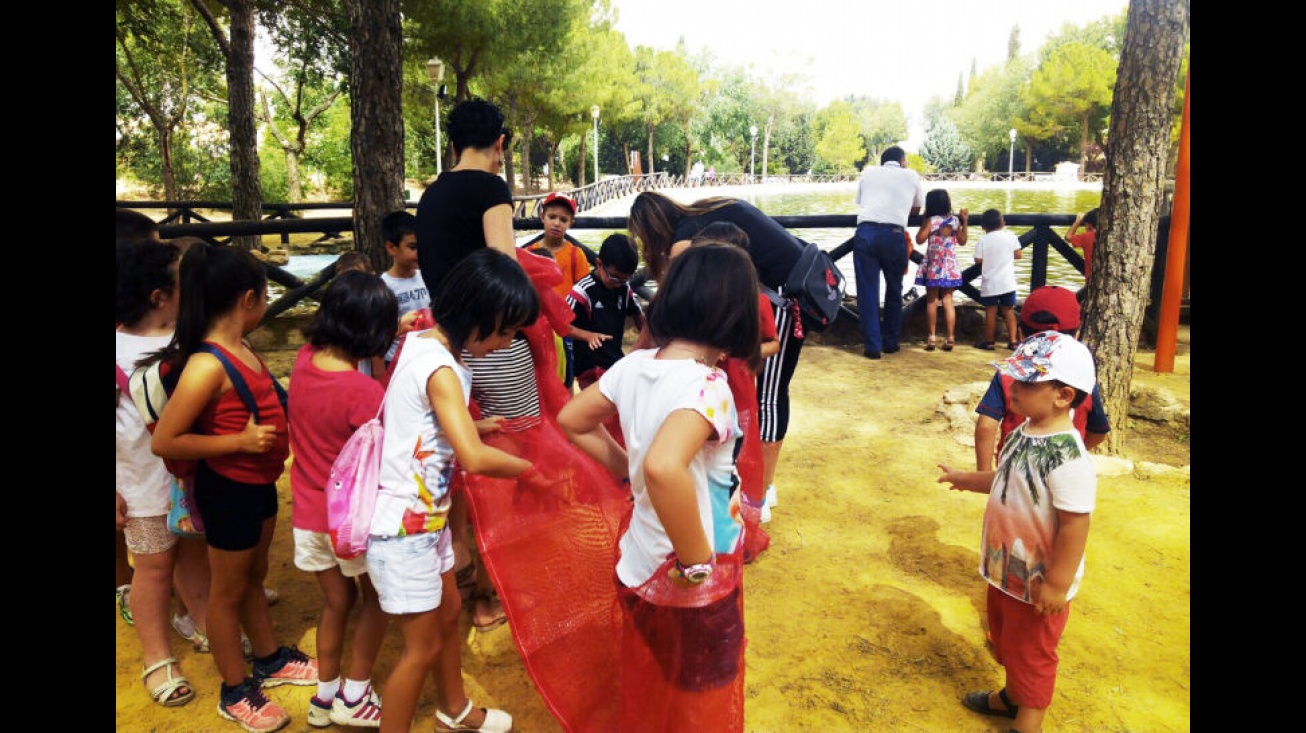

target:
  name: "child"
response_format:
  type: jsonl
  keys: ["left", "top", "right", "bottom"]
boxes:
{"left": 565, "top": 233, "right": 646, "bottom": 390}
{"left": 973, "top": 285, "right": 1110, "bottom": 471}
{"left": 1066, "top": 207, "right": 1099, "bottom": 281}
{"left": 368, "top": 248, "right": 538, "bottom": 733}
{"left": 528, "top": 192, "right": 589, "bottom": 389}
{"left": 117, "top": 237, "right": 199, "bottom": 709}
{"left": 914, "top": 189, "right": 968, "bottom": 351}
{"left": 972, "top": 208, "right": 1024, "bottom": 351}
{"left": 148, "top": 244, "right": 318, "bottom": 732}
{"left": 936, "top": 331, "right": 1098, "bottom": 733}
{"left": 288, "top": 270, "right": 398, "bottom": 728}
{"left": 557, "top": 243, "right": 759, "bottom": 731}
{"left": 688, "top": 221, "right": 780, "bottom": 364}
{"left": 335, "top": 250, "right": 373, "bottom": 275}
{"left": 380, "top": 210, "right": 430, "bottom": 368}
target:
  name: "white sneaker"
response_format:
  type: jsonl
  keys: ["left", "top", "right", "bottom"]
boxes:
{"left": 765, "top": 484, "right": 778, "bottom": 508}
{"left": 759, "top": 504, "right": 772, "bottom": 524}
{"left": 330, "top": 685, "right": 383, "bottom": 728}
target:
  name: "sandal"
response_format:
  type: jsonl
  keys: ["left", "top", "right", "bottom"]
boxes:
{"left": 472, "top": 590, "right": 507, "bottom": 632}
{"left": 941, "top": 338, "right": 955, "bottom": 352}
{"left": 962, "top": 688, "right": 1019, "bottom": 719}
{"left": 435, "top": 699, "right": 512, "bottom": 733}
{"left": 925, "top": 336, "right": 937, "bottom": 352}
{"left": 142, "top": 657, "right": 195, "bottom": 708}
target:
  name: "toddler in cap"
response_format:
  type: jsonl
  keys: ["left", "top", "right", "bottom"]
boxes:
{"left": 996, "top": 331, "right": 1096, "bottom": 395}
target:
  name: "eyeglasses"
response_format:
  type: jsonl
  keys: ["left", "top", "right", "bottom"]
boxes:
{"left": 602, "top": 263, "right": 630, "bottom": 285}
{"left": 500, "top": 127, "right": 513, "bottom": 147}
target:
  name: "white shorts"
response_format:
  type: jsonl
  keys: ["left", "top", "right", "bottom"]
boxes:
{"left": 292, "top": 528, "right": 369, "bottom": 578}
{"left": 365, "top": 530, "right": 454, "bottom": 615}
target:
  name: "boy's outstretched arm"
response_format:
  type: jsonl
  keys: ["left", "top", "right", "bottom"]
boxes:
{"left": 936, "top": 464, "right": 995, "bottom": 494}
{"left": 1034, "top": 510, "right": 1091, "bottom": 615}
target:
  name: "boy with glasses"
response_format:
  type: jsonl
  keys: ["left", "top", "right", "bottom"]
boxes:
{"left": 565, "top": 233, "right": 646, "bottom": 391}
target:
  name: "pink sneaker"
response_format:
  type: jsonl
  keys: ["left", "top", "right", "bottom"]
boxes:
{"left": 218, "top": 681, "right": 290, "bottom": 732}
{"left": 252, "top": 646, "right": 318, "bottom": 688}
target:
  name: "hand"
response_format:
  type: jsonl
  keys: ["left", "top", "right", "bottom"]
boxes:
{"left": 116, "top": 492, "right": 128, "bottom": 531}
{"left": 240, "top": 414, "right": 278, "bottom": 454}
{"left": 585, "top": 332, "right": 613, "bottom": 351}
{"left": 475, "top": 416, "right": 506, "bottom": 435}
{"left": 397, "top": 310, "right": 421, "bottom": 334}
{"left": 517, "top": 464, "right": 553, "bottom": 493}
{"left": 936, "top": 463, "right": 965, "bottom": 491}
{"left": 958, "top": 208, "right": 968, "bottom": 224}
{"left": 1033, "top": 581, "right": 1070, "bottom": 616}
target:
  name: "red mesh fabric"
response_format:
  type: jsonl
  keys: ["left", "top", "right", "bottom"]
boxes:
{"left": 723, "top": 358, "right": 770, "bottom": 562}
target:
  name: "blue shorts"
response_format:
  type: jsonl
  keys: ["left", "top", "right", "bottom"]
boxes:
{"left": 979, "top": 291, "right": 1017, "bottom": 308}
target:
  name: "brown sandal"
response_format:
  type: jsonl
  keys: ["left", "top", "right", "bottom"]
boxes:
{"left": 941, "top": 338, "right": 955, "bottom": 352}
{"left": 925, "top": 336, "right": 937, "bottom": 351}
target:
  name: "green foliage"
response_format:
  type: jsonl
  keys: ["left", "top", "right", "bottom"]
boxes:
{"left": 813, "top": 100, "right": 865, "bottom": 175}
{"left": 920, "top": 114, "right": 972, "bottom": 173}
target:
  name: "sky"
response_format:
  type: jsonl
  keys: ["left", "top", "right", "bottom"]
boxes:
{"left": 609, "top": 0, "right": 1129, "bottom": 148}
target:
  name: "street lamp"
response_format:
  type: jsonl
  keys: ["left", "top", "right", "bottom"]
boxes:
{"left": 1008, "top": 128, "right": 1017, "bottom": 181}
{"left": 591, "top": 105, "right": 601, "bottom": 184}
{"left": 749, "top": 125, "right": 758, "bottom": 182}
{"left": 426, "top": 57, "right": 447, "bottom": 175}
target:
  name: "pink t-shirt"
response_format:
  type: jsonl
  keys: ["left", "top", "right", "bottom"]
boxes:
{"left": 288, "top": 344, "right": 386, "bottom": 532}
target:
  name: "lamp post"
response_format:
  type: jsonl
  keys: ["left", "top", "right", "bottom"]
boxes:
{"left": 749, "top": 125, "right": 758, "bottom": 182}
{"left": 591, "top": 105, "right": 601, "bottom": 184}
{"left": 1008, "top": 128, "right": 1017, "bottom": 182}
{"left": 426, "top": 57, "right": 447, "bottom": 175}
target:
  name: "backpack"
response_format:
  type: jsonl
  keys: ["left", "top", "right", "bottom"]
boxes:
{"left": 783, "top": 241, "right": 846, "bottom": 334}
{"left": 325, "top": 403, "right": 385, "bottom": 560}
{"left": 127, "top": 343, "right": 289, "bottom": 479}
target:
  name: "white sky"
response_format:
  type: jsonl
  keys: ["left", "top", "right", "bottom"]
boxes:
{"left": 610, "top": 0, "right": 1129, "bottom": 148}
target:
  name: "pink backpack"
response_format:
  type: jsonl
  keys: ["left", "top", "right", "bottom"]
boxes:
{"left": 326, "top": 402, "right": 384, "bottom": 559}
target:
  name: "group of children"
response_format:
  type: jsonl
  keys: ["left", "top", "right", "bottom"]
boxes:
{"left": 118, "top": 173, "right": 1107, "bottom": 731}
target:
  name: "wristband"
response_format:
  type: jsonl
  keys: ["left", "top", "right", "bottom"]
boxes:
{"left": 675, "top": 556, "right": 714, "bottom": 585}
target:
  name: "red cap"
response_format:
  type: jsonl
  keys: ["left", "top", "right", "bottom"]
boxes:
{"left": 542, "top": 192, "right": 577, "bottom": 216}
{"left": 1020, "top": 286, "right": 1081, "bottom": 331}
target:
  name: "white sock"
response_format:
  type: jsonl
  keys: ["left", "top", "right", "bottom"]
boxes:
{"left": 317, "top": 677, "right": 341, "bottom": 702}
{"left": 342, "top": 678, "right": 370, "bottom": 703}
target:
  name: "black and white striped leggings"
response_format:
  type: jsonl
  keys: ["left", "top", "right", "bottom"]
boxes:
{"left": 756, "top": 298, "right": 805, "bottom": 443}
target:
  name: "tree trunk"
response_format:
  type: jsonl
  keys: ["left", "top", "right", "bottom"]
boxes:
{"left": 346, "top": 0, "right": 406, "bottom": 274}
{"left": 646, "top": 123, "right": 655, "bottom": 175}
{"left": 1078, "top": 112, "right": 1090, "bottom": 173}
{"left": 159, "top": 126, "right": 179, "bottom": 204}
{"left": 579, "top": 134, "right": 587, "bottom": 187}
{"left": 1078, "top": 0, "right": 1189, "bottom": 456}
{"left": 286, "top": 151, "right": 303, "bottom": 202}
{"left": 1023, "top": 141, "right": 1032, "bottom": 173}
{"left": 226, "top": 0, "right": 261, "bottom": 251}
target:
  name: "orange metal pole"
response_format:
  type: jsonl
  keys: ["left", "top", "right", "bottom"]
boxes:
{"left": 1153, "top": 69, "right": 1190, "bottom": 373}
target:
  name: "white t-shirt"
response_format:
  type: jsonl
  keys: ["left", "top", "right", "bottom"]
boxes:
{"left": 370, "top": 331, "right": 467, "bottom": 538}
{"left": 854, "top": 161, "right": 925, "bottom": 228}
{"left": 973, "top": 229, "right": 1023, "bottom": 297}
{"left": 116, "top": 331, "right": 173, "bottom": 518}
{"left": 981, "top": 424, "right": 1096, "bottom": 603}
{"left": 381, "top": 271, "right": 430, "bottom": 362}
{"left": 598, "top": 348, "right": 744, "bottom": 588}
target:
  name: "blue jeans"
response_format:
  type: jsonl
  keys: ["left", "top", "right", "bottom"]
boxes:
{"left": 852, "top": 221, "right": 909, "bottom": 353}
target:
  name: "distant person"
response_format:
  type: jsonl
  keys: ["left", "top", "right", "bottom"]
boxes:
{"left": 851, "top": 146, "right": 925, "bottom": 359}
{"left": 334, "top": 250, "right": 373, "bottom": 275}
{"left": 565, "top": 233, "right": 645, "bottom": 390}
{"left": 937, "top": 331, "right": 1099, "bottom": 733}
{"left": 973, "top": 285, "right": 1109, "bottom": 471}
{"left": 914, "top": 189, "right": 968, "bottom": 352}
{"left": 1065, "top": 207, "right": 1100, "bottom": 282}
{"left": 380, "top": 210, "right": 430, "bottom": 368}
{"left": 971, "top": 208, "right": 1023, "bottom": 351}
{"left": 117, "top": 208, "right": 163, "bottom": 243}
{"left": 528, "top": 192, "right": 589, "bottom": 389}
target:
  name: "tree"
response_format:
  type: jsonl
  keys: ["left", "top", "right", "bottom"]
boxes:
{"left": 813, "top": 101, "right": 864, "bottom": 175}
{"left": 1024, "top": 41, "right": 1116, "bottom": 171}
{"left": 1007, "top": 24, "right": 1021, "bottom": 63}
{"left": 919, "top": 113, "right": 971, "bottom": 173}
{"left": 846, "top": 96, "right": 909, "bottom": 167}
{"left": 1079, "top": 0, "right": 1188, "bottom": 455}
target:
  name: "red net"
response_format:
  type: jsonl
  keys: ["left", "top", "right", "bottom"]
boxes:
{"left": 723, "top": 358, "right": 770, "bottom": 563}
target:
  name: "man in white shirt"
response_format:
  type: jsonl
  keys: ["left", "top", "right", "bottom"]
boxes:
{"left": 852, "top": 146, "right": 924, "bottom": 359}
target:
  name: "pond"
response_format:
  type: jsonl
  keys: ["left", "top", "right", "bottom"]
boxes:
{"left": 284, "top": 182, "right": 1102, "bottom": 304}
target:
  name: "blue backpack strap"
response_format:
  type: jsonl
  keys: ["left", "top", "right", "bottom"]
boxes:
{"left": 196, "top": 343, "right": 261, "bottom": 423}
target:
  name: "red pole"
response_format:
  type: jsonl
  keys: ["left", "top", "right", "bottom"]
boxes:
{"left": 1153, "top": 68, "right": 1190, "bottom": 373}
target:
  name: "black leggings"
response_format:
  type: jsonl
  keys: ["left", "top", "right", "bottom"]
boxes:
{"left": 756, "top": 300, "right": 804, "bottom": 442}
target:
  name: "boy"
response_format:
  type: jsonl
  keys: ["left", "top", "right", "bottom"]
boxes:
{"left": 1066, "top": 207, "right": 1099, "bottom": 281}
{"left": 973, "top": 285, "right": 1109, "bottom": 470}
{"left": 528, "top": 192, "right": 591, "bottom": 388}
{"left": 972, "top": 208, "right": 1023, "bottom": 351}
{"left": 937, "top": 330, "right": 1098, "bottom": 733}
{"left": 379, "top": 210, "right": 429, "bottom": 367}
{"left": 565, "top": 233, "right": 645, "bottom": 390}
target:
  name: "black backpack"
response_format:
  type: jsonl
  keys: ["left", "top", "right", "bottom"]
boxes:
{"left": 783, "top": 242, "right": 846, "bottom": 333}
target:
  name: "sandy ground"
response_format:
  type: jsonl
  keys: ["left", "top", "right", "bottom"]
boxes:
{"left": 116, "top": 330, "right": 1190, "bottom": 732}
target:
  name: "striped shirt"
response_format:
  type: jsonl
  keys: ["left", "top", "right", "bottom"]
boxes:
{"left": 464, "top": 335, "right": 540, "bottom": 422}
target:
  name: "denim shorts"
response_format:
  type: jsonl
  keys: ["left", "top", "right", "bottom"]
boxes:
{"left": 979, "top": 291, "right": 1017, "bottom": 308}
{"left": 365, "top": 530, "right": 454, "bottom": 615}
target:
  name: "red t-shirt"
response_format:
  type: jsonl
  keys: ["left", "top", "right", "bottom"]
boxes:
{"left": 758, "top": 294, "right": 778, "bottom": 341}
{"left": 1068, "top": 230, "right": 1096, "bottom": 280}
{"left": 196, "top": 342, "right": 290, "bottom": 485}
{"left": 287, "top": 344, "right": 386, "bottom": 532}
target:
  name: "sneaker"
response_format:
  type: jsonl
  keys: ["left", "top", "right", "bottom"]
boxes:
{"left": 765, "top": 484, "right": 778, "bottom": 509}
{"left": 117, "top": 585, "right": 133, "bottom": 626}
{"left": 263, "top": 587, "right": 280, "bottom": 606}
{"left": 306, "top": 696, "right": 333, "bottom": 728}
{"left": 192, "top": 630, "right": 254, "bottom": 658}
{"left": 172, "top": 613, "right": 198, "bottom": 643}
{"left": 218, "top": 680, "right": 290, "bottom": 732}
{"left": 973, "top": 340, "right": 995, "bottom": 350}
{"left": 759, "top": 504, "right": 772, "bottom": 524}
{"left": 329, "top": 685, "right": 383, "bottom": 728}
{"left": 253, "top": 646, "right": 319, "bottom": 688}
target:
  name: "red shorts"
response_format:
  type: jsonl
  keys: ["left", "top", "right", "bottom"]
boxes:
{"left": 986, "top": 584, "right": 1070, "bottom": 709}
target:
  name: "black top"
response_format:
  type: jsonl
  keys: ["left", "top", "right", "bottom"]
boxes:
{"left": 415, "top": 170, "right": 513, "bottom": 292}
{"left": 566, "top": 273, "right": 643, "bottom": 373}
{"left": 672, "top": 200, "right": 805, "bottom": 290}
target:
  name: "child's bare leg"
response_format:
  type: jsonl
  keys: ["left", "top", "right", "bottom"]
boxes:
{"left": 135, "top": 544, "right": 190, "bottom": 697}
{"left": 1012, "top": 702, "right": 1047, "bottom": 733}
{"left": 942, "top": 289, "right": 956, "bottom": 341}
{"left": 173, "top": 535, "right": 210, "bottom": 633}
{"left": 435, "top": 568, "right": 480, "bottom": 721}
{"left": 1002, "top": 305, "right": 1019, "bottom": 346}
{"left": 207, "top": 545, "right": 259, "bottom": 685}
{"left": 983, "top": 306, "right": 997, "bottom": 343}
{"left": 347, "top": 574, "right": 389, "bottom": 683}
{"left": 925, "top": 289, "right": 939, "bottom": 340}
{"left": 237, "top": 518, "right": 278, "bottom": 659}
{"left": 315, "top": 566, "right": 357, "bottom": 685}
{"left": 117, "top": 529, "right": 134, "bottom": 588}
{"left": 381, "top": 608, "right": 443, "bottom": 733}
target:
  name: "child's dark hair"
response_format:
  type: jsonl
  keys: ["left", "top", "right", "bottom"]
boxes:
{"left": 447, "top": 98, "right": 508, "bottom": 154}
{"left": 144, "top": 245, "right": 268, "bottom": 369}
{"left": 648, "top": 243, "right": 761, "bottom": 372}
{"left": 981, "top": 208, "right": 1004, "bottom": 232}
{"left": 117, "top": 237, "right": 179, "bottom": 327}
{"left": 598, "top": 233, "right": 638, "bottom": 274}
{"left": 690, "top": 221, "right": 750, "bottom": 251}
{"left": 1083, "top": 208, "right": 1100, "bottom": 228}
{"left": 923, "top": 189, "right": 952, "bottom": 218}
{"left": 335, "top": 251, "right": 372, "bottom": 274}
{"left": 431, "top": 249, "right": 539, "bottom": 356}
{"left": 1050, "top": 380, "right": 1089, "bottom": 406}
{"left": 382, "top": 210, "right": 417, "bottom": 246}
{"left": 117, "top": 208, "right": 160, "bottom": 241}
{"left": 303, "top": 270, "right": 398, "bottom": 361}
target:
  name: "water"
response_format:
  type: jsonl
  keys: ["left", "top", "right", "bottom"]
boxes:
{"left": 284, "top": 182, "right": 1101, "bottom": 303}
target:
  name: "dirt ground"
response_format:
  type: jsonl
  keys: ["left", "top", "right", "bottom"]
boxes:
{"left": 116, "top": 329, "right": 1190, "bottom": 732}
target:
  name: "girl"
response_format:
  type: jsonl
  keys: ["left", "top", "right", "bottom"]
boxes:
{"left": 148, "top": 245, "right": 317, "bottom": 733}
{"left": 117, "top": 237, "right": 202, "bottom": 709}
{"left": 914, "top": 188, "right": 968, "bottom": 351}
{"left": 368, "top": 248, "right": 537, "bottom": 733}
{"left": 557, "top": 243, "right": 760, "bottom": 731}
{"left": 288, "top": 270, "right": 397, "bottom": 728}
